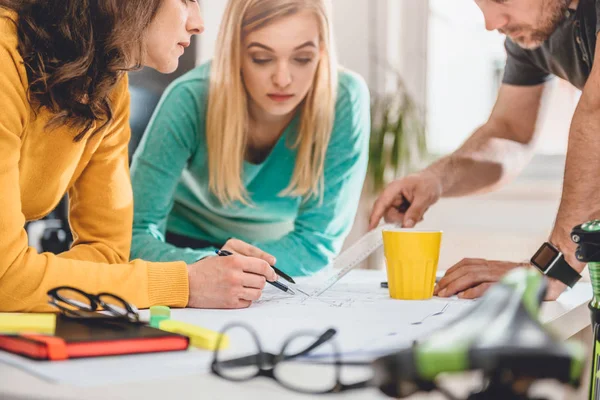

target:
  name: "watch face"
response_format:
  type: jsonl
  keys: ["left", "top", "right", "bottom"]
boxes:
{"left": 531, "top": 243, "right": 560, "bottom": 272}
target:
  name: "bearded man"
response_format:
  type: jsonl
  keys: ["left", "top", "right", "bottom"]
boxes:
{"left": 370, "top": 0, "right": 599, "bottom": 300}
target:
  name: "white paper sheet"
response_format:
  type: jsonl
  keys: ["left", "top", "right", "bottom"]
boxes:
{"left": 0, "top": 345, "right": 211, "bottom": 387}
{"left": 0, "top": 270, "right": 476, "bottom": 387}
{"left": 200, "top": 270, "right": 475, "bottom": 360}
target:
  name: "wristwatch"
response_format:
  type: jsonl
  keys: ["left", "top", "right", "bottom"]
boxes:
{"left": 530, "top": 242, "right": 581, "bottom": 288}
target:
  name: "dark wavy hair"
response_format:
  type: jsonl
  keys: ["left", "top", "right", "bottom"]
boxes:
{"left": 0, "top": 0, "right": 163, "bottom": 141}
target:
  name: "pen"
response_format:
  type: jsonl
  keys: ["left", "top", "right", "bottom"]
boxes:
{"left": 222, "top": 238, "right": 295, "bottom": 284}
{"left": 270, "top": 266, "right": 295, "bottom": 284}
{"left": 215, "top": 250, "right": 296, "bottom": 295}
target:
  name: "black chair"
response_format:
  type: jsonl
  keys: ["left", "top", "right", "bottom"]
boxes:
{"left": 37, "top": 196, "right": 71, "bottom": 254}
{"left": 128, "top": 82, "right": 163, "bottom": 161}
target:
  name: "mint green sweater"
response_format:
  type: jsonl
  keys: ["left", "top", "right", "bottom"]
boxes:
{"left": 130, "top": 63, "right": 370, "bottom": 276}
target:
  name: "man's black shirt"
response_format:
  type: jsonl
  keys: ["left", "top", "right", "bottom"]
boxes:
{"left": 503, "top": 0, "right": 600, "bottom": 90}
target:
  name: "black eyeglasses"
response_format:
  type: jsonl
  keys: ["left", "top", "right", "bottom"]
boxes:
{"left": 47, "top": 286, "right": 140, "bottom": 324}
{"left": 211, "top": 323, "right": 373, "bottom": 394}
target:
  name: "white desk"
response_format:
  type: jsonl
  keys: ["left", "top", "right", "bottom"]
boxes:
{"left": 0, "top": 271, "right": 592, "bottom": 400}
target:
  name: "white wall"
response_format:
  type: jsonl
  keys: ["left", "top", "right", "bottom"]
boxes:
{"left": 198, "top": 0, "right": 377, "bottom": 87}
{"left": 427, "top": 0, "right": 578, "bottom": 156}
{"left": 197, "top": 1, "right": 228, "bottom": 65}
{"left": 331, "top": 0, "right": 372, "bottom": 84}
{"left": 427, "top": 0, "right": 505, "bottom": 155}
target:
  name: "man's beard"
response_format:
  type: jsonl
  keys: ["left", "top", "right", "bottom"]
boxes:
{"left": 501, "top": 0, "right": 571, "bottom": 50}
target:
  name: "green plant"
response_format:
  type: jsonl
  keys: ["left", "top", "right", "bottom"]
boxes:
{"left": 368, "top": 74, "right": 428, "bottom": 192}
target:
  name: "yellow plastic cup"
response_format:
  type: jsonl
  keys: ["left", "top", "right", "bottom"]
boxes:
{"left": 382, "top": 229, "right": 443, "bottom": 300}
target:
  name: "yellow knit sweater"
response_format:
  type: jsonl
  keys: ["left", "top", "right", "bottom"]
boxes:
{"left": 0, "top": 10, "right": 189, "bottom": 312}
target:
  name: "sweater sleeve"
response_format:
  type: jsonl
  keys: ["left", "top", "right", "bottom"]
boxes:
{"left": 130, "top": 80, "right": 217, "bottom": 264}
{"left": 251, "top": 73, "right": 371, "bottom": 276}
{"left": 59, "top": 76, "right": 135, "bottom": 264}
{"left": 0, "top": 37, "right": 188, "bottom": 311}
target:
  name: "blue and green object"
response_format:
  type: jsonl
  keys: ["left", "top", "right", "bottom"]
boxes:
{"left": 373, "top": 267, "right": 585, "bottom": 397}
{"left": 572, "top": 220, "right": 600, "bottom": 400}
{"left": 149, "top": 305, "right": 171, "bottom": 328}
{"left": 577, "top": 220, "right": 600, "bottom": 307}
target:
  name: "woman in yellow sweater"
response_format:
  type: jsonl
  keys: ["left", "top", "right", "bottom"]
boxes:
{"left": 0, "top": 0, "right": 277, "bottom": 312}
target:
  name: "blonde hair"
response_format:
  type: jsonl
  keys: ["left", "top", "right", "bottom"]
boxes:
{"left": 206, "top": 0, "right": 338, "bottom": 205}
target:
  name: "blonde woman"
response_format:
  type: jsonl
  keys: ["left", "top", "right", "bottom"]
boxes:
{"left": 131, "top": 0, "right": 370, "bottom": 286}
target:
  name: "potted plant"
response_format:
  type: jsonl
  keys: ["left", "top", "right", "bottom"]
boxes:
{"left": 368, "top": 72, "right": 428, "bottom": 193}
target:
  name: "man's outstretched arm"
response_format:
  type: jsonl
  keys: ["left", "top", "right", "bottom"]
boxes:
{"left": 429, "top": 83, "right": 545, "bottom": 197}
{"left": 370, "top": 83, "right": 545, "bottom": 229}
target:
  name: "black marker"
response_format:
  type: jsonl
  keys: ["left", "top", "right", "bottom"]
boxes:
{"left": 270, "top": 266, "right": 295, "bottom": 284}
{"left": 215, "top": 250, "right": 296, "bottom": 295}
{"left": 381, "top": 277, "right": 442, "bottom": 289}
{"left": 396, "top": 197, "right": 411, "bottom": 213}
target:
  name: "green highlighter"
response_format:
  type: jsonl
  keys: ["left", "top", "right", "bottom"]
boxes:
{"left": 149, "top": 306, "right": 171, "bottom": 328}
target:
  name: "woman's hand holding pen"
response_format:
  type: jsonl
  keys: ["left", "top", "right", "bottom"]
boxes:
{"left": 219, "top": 239, "right": 297, "bottom": 291}
{"left": 186, "top": 251, "right": 277, "bottom": 309}
{"left": 221, "top": 238, "right": 277, "bottom": 265}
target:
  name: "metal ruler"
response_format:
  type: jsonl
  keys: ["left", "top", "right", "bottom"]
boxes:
{"left": 308, "top": 223, "right": 399, "bottom": 297}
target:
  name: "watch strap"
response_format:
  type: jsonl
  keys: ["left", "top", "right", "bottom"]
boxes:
{"left": 546, "top": 255, "right": 581, "bottom": 288}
